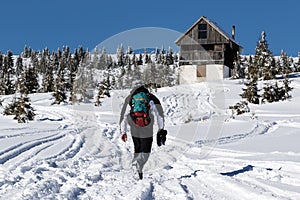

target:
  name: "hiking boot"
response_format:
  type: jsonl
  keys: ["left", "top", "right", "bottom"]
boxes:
{"left": 138, "top": 172, "right": 143, "bottom": 180}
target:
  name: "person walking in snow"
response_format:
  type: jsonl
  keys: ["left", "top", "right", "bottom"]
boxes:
{"left": 119, "top": 85, "right": 167, "bottom": 180}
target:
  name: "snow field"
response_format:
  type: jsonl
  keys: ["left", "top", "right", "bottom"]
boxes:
{"left": 0, "top": 77, "right": 300, "bottom": 199}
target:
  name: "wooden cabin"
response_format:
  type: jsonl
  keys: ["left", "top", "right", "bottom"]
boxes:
{"left": 175, "top": 16, "right": 242, "bottom": 83}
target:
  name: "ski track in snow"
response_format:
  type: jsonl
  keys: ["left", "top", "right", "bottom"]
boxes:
{"left": 0, "top": 85, "right": 300, "bottom": 199}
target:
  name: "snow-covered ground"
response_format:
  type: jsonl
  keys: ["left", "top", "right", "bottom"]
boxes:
{"left": 0, "top": 76, "right": 300, "bottom": 200}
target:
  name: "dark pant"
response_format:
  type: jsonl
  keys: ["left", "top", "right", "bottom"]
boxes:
{"left": 130, "top": 125, "right": 154, "bottom": 173}
{"left": 132, "top": 136, "right": 153, "bottom": 153}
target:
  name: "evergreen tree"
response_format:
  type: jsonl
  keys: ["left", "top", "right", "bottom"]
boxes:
{"left": 52, "top": 62, "right": 67, "bottom": 105}
{"left": 15, "top": 61, "right": 28, "bottom": 95}
{"left": 279, "top": 50, "right": 292, "bottom": 75}
{"left": 282, "top": 76, "right": 293, "bottom": 100}
{"left": 116, "top": 44, "right": 124, "bottom": 66}
{"left": 241, "top": 54, "right": 261, "bottom": 104}
{"left": 25, "top": 65, "right": 39, "bottom": 93}
{"left": 2, "top": 56, "right": 14, "bottom": 95}
{"left": 253, "top": 31, "right": 274, "bottom": 80}
{"left": 22, "top": 45, "right": 31, "bottom": 58}
{"left": 126, "top": 46, "right": 133, "bottom": 54}
{"left": 279, "top": 50, "right": 293, "bottom": 100}
{"left": 137, "top": 54, "right": 143, "bottom": 65}
{"left": 296, "top": 54, "right": 300, "bottom": 72}
{"left": 67, "top": 53, "right": 79, "bottom": 103}
{"left": 262, "top": 82, "right": 273, "bottom": 103}
{"left": 14, "top": 94, "right": 35, "bottom": 123}
{"left": 0, "top": 57, "right": 5, "bottom": 95}
{"left": 7, "top": 50, "right": 15, "bottom": 75}
{"left": 0, "top": 51, "right": 3, "bottom": 70}
{"left": 4, "top": 94, "right": 35, "bottom": 123}
{"left": 240, "top": 77, "right": 261, "bottom": 104}
{"left": 15, "top": 56, "right": 24, "bottom": 77}
{"left": 71, "top": 61, "right": 94, "bottom": 103}
{"left": 41, "top": 59, "right": 54, "bottom": 93}
{"left": 14, "top": 56, "right": 25, "bottom": 94}
{"left": 4, "top": 66, "right": 35, "bottom": 123}
{"left": 94, "top": 82, "right": 105, "bottom": 106}
{"left": 245, "top": 56, "right": 255, "bottom": 80}
{"left": 232, "top": 51, "right": 242, "bottom": 79}
{"left": 166, "top": 47, "right": 174, "bottom": 65}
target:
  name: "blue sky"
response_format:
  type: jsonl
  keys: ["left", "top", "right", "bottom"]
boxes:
{"left": 0, "top": 0, "right": 299, "bottom": 56}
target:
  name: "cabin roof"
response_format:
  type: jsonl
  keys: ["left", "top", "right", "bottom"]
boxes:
{"left": 175, "top": 16, "right": 242, "bottom": 48}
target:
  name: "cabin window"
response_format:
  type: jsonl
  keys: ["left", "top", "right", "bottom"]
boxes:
{"left": 202, "top": 44, "right": 214, "bottom": 51}
{"left": 215, "top": 44, "right": 223, "bottom": 51}
{"left": 198, "top": 24, "right": 207, "bottom": 39}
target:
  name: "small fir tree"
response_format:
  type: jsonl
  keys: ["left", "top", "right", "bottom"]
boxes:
{"left": 240, "top": 78, "right": 261, "bottom": 104}
{"left": 94, "top": 80, "right": 111, "bottom": 106}
{"left": 13, "top": 94, "right": 35, "bottom": 123}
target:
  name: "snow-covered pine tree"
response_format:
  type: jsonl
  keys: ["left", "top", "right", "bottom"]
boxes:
{"left": 13, "top": 93, "right": 35, "bottom": 123}
{"left": 120, "top": 60, "right": 133, "bottom": 89}
{"left": 116, "top": 44, "right": 125, "bottom": 67}
{"left": 273, "top": 81, "right": 285, "bottom": 102}
{"left": 25, "top": 65, "right": 39, "bottom": 93}
{"left": 281, "top": 50, "right": 293, "bottom": 100}
{"left": 71, "top": 59, "right": 95, "bottom": 103}
{"left": 245, "top": 56, "right": 254, "bottom": 80}
{"left": 67, "top": 51, "right": 79, "bottom": 103}
{"left": 15, "top": 61, "right": 28, "bottom": 95}
{"left": 241, "top": 54, "right": 261, "bottom": 104}
{"left": 144, "top": 62, "right": 157, "bottom": 86}
{"left": 253, "top": 31, "right": 274, "bottom": 80}
{"left": 38, "top": 48, "right": 51, "bottom": 74}
{"left": 144, "top": 54, "right": 151, "bottom": 64}
{"left": 1, "top": 55, "right": 15, "bottom": 95}
{"left": 282, "top": 76, "right": 293, "bottom": 100}
{"left": 15, "top": 56, "right": 24, "bottom": 77}
{"left": 0, "top": 51, "right": 2, "bottom": 69}
{"left": 126, "top": 46, "right": 133, "bottom": 54}
{"left": 131, "top": 61, "right": 142, "bottom": 86}
{"left": 137, "top": 54, "right": 143, "bottom": 65}
{"left": 94, "top": 82, "right": 105, "bottom": 106}
{"left": 262, "top": 82, "right": 279, "bottom": 103}
{"left": 166, "top": 47, "right": 174, "bottom": 65}
{"left": 262, "top": 83, "right": 272, "bottom": 103}
{"left": 232, "top": 51, "right": 243, "bottom": 79}
{"left": 4, "top": 66, "right": 35, "bottom": 123}
{"left": 7, "top": 50, "right": 15, "bottom": 76}
{"left": 97, "top": 48, "right": 108, "bottom": 70}
{"left": 279, "top": 50, "right": 292, "bottom": 76}
{"left": 52, "top": 62, "right": 67, "bottom": 105}
{"left": 41, "top": 59, "right": 54, "bottom": 93}
{"left": 3, "top": 96, "right": 18, "bottom": 116}
{"left": 22, "top": 45, "right": 32, "bottom": 58}
{"left": 0, "top": 52, "right": 5, "bottom": 95}
{"left": 94, "top": 78, "right": 111, "bottom": 106}
{"left": 240, "top": 77, "right": 261, "bottom": 104}
{"left": 296, "top": 53, "right": 300, "bottom": 72}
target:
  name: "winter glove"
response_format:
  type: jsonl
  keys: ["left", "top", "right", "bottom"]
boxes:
{"left": 121, "top": 133, "right": 127, "bottom": 142}
{"left": 157, "top": 129, "right": 167, "bottom": 147}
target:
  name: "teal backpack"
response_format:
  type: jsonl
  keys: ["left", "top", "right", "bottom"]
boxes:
{"left": 130, "top": 91, "right": 151, "bottom": 126}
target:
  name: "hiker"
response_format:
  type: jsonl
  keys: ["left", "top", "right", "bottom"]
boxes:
{"left": 119, "top": 85, "right": 167, "bottom": 180}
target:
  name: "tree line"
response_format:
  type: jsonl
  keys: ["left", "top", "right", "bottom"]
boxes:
{"left": 0, "top": 45, "right": 179, "bottom": 122}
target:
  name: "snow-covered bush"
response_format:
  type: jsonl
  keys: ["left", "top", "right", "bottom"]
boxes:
{"left": 229, "top": 101, "right": 250, "bottom": 118}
